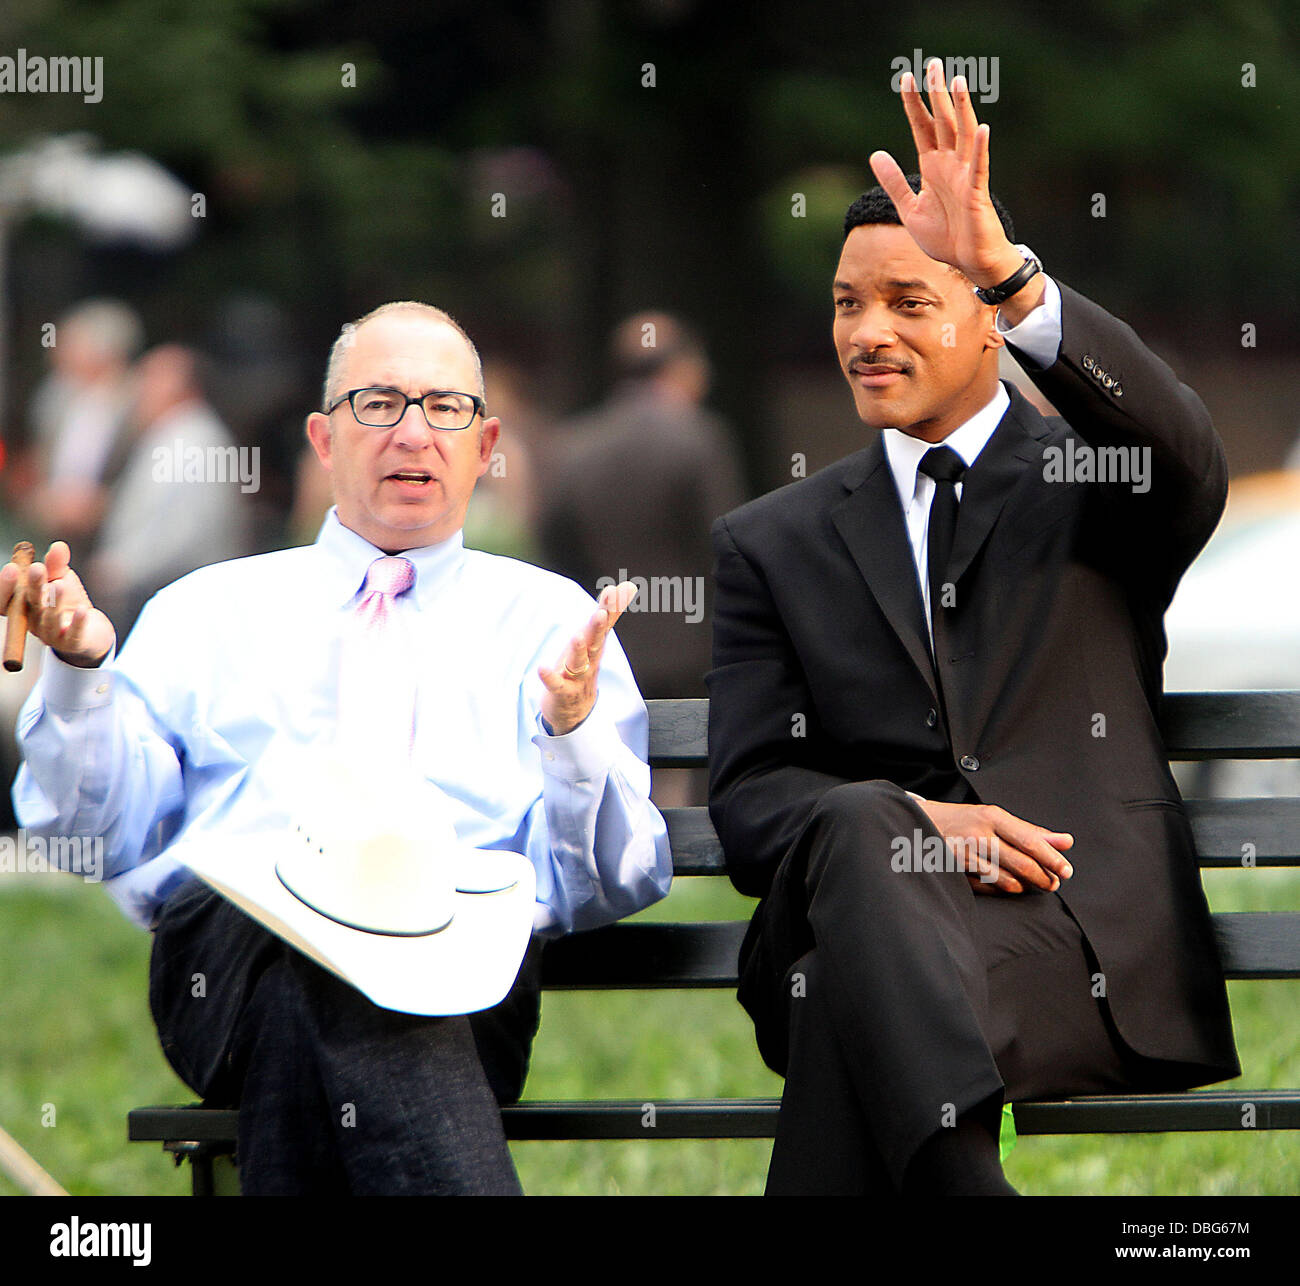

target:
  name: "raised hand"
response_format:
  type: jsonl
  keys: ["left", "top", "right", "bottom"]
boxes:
{"left": 538, "top": 581, "right": 637, "bottom": 736}
{"left": 868, "top": 59, "right": 1027, "bottom": 292}
{"left": 0, "top": 541, "right": 116, "bottom": 667}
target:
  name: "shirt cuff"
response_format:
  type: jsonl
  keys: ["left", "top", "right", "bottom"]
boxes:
{"left": 39, "top": 647, "right": 118, "bottom": 711}
{"left": 532, "top": 695, "right": 625, "bottom": 784}
{"left": 996, "top": 273, "right": 1062, "bottom": 369}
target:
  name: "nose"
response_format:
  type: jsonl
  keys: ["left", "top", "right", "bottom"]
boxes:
{"left": 390, "top": 401, "right": 436, "bottom": 448}
{"left": 847, "top": 300, "right": 898, "bottom": 353}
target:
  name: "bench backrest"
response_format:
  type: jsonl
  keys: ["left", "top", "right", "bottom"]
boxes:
{"left": 540, "top": 694, "right": 1300, "bottom": 988}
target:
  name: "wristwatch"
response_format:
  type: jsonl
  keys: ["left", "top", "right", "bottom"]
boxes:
{"left": 973, "top": 244, "right": 1042, "bottom": 306}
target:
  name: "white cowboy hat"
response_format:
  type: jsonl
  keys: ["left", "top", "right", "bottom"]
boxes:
{"left": 172, "top": 747, "right": 536, "bottom": 1016}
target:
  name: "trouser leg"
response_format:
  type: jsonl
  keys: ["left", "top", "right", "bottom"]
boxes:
{"left": 149, "top": 878, "right": 537, "bottom": 1195}
{"left": 776, "top": 782, "right": 1003, "bottom": 1186}
{"left": 743, "top": 781, "right": 1135, "bottom": 1193}
{"left": 227, "top": 955, "right": 350, "bottom": 1195}
{"left": 230, "top": 949, "right": 522, "bottom": 1195}
{"left": 764, "top": 950, "right": 893, "bottom": 1196}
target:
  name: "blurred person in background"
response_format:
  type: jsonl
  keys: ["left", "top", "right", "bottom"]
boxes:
{"left": 539, "top": 311, "right": 745, "bottom": 702}
{"left": 0, "top": 301, "right": 142, "bottom": 824}
{"left": 22, "top": 299, "right": 144, "bottom": 552}
{"left": 203, "top": 294, "right": 315, "bottom": 554}
{"left": 88, "top": 344, "right": 251, "bottom": 639}
{"left": 462, "top": 359, "right": 548, "bottom": 563}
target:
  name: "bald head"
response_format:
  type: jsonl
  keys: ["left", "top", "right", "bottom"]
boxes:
{"left": 321, "top": 301, "right": 484, "bottom": 411}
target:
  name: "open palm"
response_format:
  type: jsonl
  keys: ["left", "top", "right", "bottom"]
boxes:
{"left": 868, "top": 60, "right": 1020, "bottom": 286}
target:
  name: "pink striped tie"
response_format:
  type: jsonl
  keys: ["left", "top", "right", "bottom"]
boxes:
{"left": 337, "top": 556, "right": 418, "bottom": 766}
{"left": 355, "top": 555, "right": 415, "bottom": 631}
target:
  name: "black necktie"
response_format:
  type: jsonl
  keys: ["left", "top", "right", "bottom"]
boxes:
{"left": 917, "top": 444, "right": 967, "bottom": 659}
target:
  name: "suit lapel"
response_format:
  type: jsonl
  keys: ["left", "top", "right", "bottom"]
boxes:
{"left": 948, "top": 385, "right": 1049, "bottom": 586}
{"left": 831, "top": 438, "right": 939, "bottom": 702}
{"left": 828, "top": 387, "right": 1053, "bottom": 709}
{"left": 948, "top": 386, "right": 1061, "bottom": 747}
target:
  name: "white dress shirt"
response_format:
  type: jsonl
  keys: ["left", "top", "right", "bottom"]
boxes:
{"left": 12, "top": 509, "right": 673, "bottom": 936}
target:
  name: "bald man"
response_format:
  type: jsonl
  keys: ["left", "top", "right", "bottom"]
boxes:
{"left": 8, "top": 301, "right": 672, "bottom": 1195}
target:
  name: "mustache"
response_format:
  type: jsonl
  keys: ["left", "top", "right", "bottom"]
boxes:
{"left": 848, "top": 352, "right": 914, "bottom": 376}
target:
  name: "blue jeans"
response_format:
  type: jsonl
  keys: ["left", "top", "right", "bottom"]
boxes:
{"left": 149, "top": 878, "right": 541, "bottom": 1195}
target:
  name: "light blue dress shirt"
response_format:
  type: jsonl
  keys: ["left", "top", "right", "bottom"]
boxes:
{"left": 12, "top": 510, "right": 674, "bottom": 935}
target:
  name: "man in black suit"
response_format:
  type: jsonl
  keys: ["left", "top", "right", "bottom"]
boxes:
{"left": 707, "top": 62, "right": 1239, "bottom": 1195}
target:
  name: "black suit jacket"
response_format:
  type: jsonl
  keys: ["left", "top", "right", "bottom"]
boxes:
{"left": 707, "top": 281, "right": 1239, "bottom": 1079}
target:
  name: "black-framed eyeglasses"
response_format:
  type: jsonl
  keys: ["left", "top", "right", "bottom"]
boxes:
{"left": 325, "top": 387, "right": 485, "bottom": 431}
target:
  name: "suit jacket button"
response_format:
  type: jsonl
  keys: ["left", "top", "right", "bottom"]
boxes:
{"left": 960, "top": 754, "right": 980, "bottom": 771}
{"left": 1082, "top": 355, "right": 1095, "bottom": 371}
{"left": 926, "top": 708, "right": 938, "bottom": 728}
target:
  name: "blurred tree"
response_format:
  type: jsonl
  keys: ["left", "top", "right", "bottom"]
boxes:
{"left": 0, "top": 0, "right": 1294, "bottom": 492}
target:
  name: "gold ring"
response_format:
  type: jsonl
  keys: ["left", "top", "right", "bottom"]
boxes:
{"left": 562, "top": 662, "right": 590, "bottom": 679}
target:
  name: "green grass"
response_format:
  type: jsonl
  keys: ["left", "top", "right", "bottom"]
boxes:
{"left": 0, "top": 867, "right": 1296, "bottom": 1196}
{"left": 0, "top": 876, "right": 189, "bottom": 1196}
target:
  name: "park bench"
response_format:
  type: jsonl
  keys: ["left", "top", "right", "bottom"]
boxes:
{"left": 129, "top": 693, "right": 1300, "bottom": 1195}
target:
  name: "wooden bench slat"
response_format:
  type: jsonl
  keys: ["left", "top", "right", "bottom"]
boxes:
{"left": 1212, "top": 913, "right": 1300, "bottom": 979}
{"left": 663, "top": 801, "right": 1300, "bottom": 874}
{"left": 129, "top": 1089, "right": 1300, "bottom": 1148}
{"left": 1160, "top": 691, "right": 1300, "bottom": 759}
{"left": 648, "top": 693, "right": 1300, "bottom": 766}
{"left": 129, "top": 1106, "right": 240, "bottom": 1143}
{"left": 1183, "top": 797, "right": 1300, "bottom": 864}
{"left": 502, "top": 1100, "right": 779, "bottom": 1140}
{"left": 540, "top": 921, "right": 748, "bottom": 988}
{"left": 646, "top": 699, "right": 708, "bottom": 767}
{"left": 538, "top": 915, "right": 1300, "bottom": 987}
{"left": 661, "top": 807, "right": 724, "bottom": 875}
{"left": 503, "top": 1091, "right": 1300, "bottom": 1138}
{"left": 1012, "top": 1090, "right": 1300, "bottom": 1134}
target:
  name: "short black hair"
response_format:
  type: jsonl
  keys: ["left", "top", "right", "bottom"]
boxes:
{"left": 844, "top": 174, "right": 1015, "bottom": 244}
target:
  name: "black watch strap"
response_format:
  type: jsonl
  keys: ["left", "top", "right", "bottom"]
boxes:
{"left": 973, "top": 251, "right": 1042, "bottom": 306}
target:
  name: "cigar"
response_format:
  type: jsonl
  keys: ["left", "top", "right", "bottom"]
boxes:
{"left": 3, "top": 541, "right": 35, "bottom": 672}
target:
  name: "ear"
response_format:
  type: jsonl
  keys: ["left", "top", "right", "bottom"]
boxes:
{"left": 476, "top": 416, "right": 501, "bottom": 475}
{"left": 980, "top": 304, "right": 1008, "bottom": 354}
{"left": 305, "top": 412, "right": 333, "bottom": 471}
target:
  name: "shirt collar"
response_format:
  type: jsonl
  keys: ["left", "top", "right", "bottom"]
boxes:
{"left": 882, "top": 381, "right": 1010, "bottom": 509}
{"left": 313, "top": 507, "right": 466, "bottom": 609}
